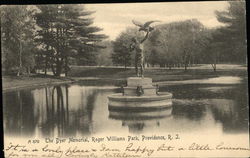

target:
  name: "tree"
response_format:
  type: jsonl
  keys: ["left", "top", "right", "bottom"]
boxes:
{"left": 1, "top": 5, "right": 36, "bottom": 76}
{"left": 214, "top": 1, "right": 247, "bottom": 64}
{"left": 144, "top": 28, "right": 170, "bottom": 67}
{"left": 197, "top": 28, "right": 220, "bottom": 72}
{"left": 35, "top": 4, "right": 107, "bottom": 76}
{"left": 96, "top": 40, "right": 114, "bottom": 66}
{"left": 111, "top": 27, "right": 144, "bottom": 68}
{"left": 145, "top": 19, "right": 206, "bottom": 70}
{"left": 174, "top": 19, "right": 205, "bottom": 70}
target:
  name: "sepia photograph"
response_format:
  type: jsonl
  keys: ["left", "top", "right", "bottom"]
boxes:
{"left": 1, "top": 1, "right": 249, "bottom": 157}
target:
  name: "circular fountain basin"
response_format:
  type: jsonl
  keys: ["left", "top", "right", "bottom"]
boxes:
{"left": 109, "top": 107, "right": 172, "bottom": 120}
{"left": 108, "top": 92, "right": 172, "bottom": 111}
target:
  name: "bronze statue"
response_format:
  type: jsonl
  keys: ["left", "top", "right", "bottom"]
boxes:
{"left": 130, "top": 20, "right": 160, "bottom": 77}
{"left": 132, "top": 20, "right": 160, "bottom": 32}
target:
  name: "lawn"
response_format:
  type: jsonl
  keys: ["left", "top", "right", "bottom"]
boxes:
{"left": 2, "top": 64, "right": 247, "bottom": 90}
{"left": 68, "top": 64, "right": 247, "bottom": 82}
{"left": 2, "top": 74, "right": 74, "bottom": 91}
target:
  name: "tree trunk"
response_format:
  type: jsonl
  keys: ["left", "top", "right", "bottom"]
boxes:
{"left": 211, "top": 63, "right": 216, "bottom": 72}
{"left": 184, "top": 62, "right": 188, "bottom": 71}
{"left": 51, "top": 57, "right": 56, "bottom": 76}
{"left": 17, "top": 40, "right": 22, "bottom": 76}
{"left": 65, "top": 85, "right": 69, "bottom": 123}
{"left": 184, "top": 59, "right": 188, "bottom": 71}
{"left": 183, "top": 51, "right": 188, "bottom": 71}
{"left": 44, "top": 37, "right": 50, "bottom": 76}
{"left": 26, "top": 67, "right": 30, "bottom": 75}
{"left": 54, "top": 58, "right": 63, "bottom": 77}
{"left": 64, "top": 56, "right": 68, "bottom": 77}
{"left": 45, "top": 59, "right": 47, "bottom": 76}
{"left": 124, "top": 61, "right": 127, "bottom": 70}
{"left": 211, "top": 55, "right": 217, "bottom": 72}
{"left": 51, "top": 64, "right": 56, "bottom": 76}
{"left": 45, "top": 48, "right": 49, "bottom": 76}
{"left": 55, "top": 64, "right": 62, "bottom": 76}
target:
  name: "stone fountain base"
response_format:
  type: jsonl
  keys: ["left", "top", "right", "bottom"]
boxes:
{"left": 108, "top": 77, "right": 172, "bottom": 110}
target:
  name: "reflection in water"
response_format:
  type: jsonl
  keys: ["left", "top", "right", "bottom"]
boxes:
{"left": 172, "top": 100, "right": 206, "bottom": 121}
{"left": 109, "top": 108, "right": 172, "bottom": 134}
{"left": 3, "top": 90, "right": 37, "bottom": 136}
{"left": 3, "top": 78, "right": 249, "bottom": 137}
{"left": 208, "top": 80, "right": 248, "bottom": 133}
{"left": 40, "top": 86, "right": 72, "bottom": 137}
{"left": 3, "top": 85, "right": 100, "bottom": 137}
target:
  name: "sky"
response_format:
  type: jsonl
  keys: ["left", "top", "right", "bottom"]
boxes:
{"left": 85, "top": 1, "right": 229, "bottom": 40}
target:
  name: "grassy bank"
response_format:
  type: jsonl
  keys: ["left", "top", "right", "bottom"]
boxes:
{"left": 68, "top": 64, "right": 247, "bottom": 81}
{"left": 2, "top": 64, "right": 247, "bottom": 90}
{"left": 2, "top": 74, "right": 75, "bottom": 91}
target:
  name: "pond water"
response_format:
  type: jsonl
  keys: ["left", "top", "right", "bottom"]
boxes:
{"left": 3, "top": 76, "right": 248, "bottom": 138}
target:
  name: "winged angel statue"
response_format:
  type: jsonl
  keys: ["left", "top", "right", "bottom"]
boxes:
{"left": 130, "top": 20, "right": 160, "bottom": 77}
{"left": 132, "top": 20, "right": 160, "bottom": 32}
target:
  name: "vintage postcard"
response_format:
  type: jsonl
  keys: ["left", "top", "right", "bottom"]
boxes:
{"left": 1, "top": 1, "right": 249, "bottom": 158}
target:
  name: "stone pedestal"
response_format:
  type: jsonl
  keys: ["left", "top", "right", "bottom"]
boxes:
{"left": 108, "top": 77, "right": 172, "bottom": 110}
{"left": 127, "top": 77, "right": 152, "bottom": 87}
{"left": 124, "top": 77, "right": 156, "bottom": 96}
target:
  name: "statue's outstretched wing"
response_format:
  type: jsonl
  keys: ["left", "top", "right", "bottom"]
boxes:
{"left": 132, "top": 20, "right": 144, "bottom": 27}
{"left": 144, "top": 20, "right": 161, "bottom": 27}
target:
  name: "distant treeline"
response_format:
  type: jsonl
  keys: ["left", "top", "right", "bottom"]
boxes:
{"left": 1, "top": 2, "right": 247, "bottom": 76}
{"left": 1, "top": 4, "right": 107, "bottom": 76}
{"left": 110, "top": 1, "right": 247, "bottom": 71}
